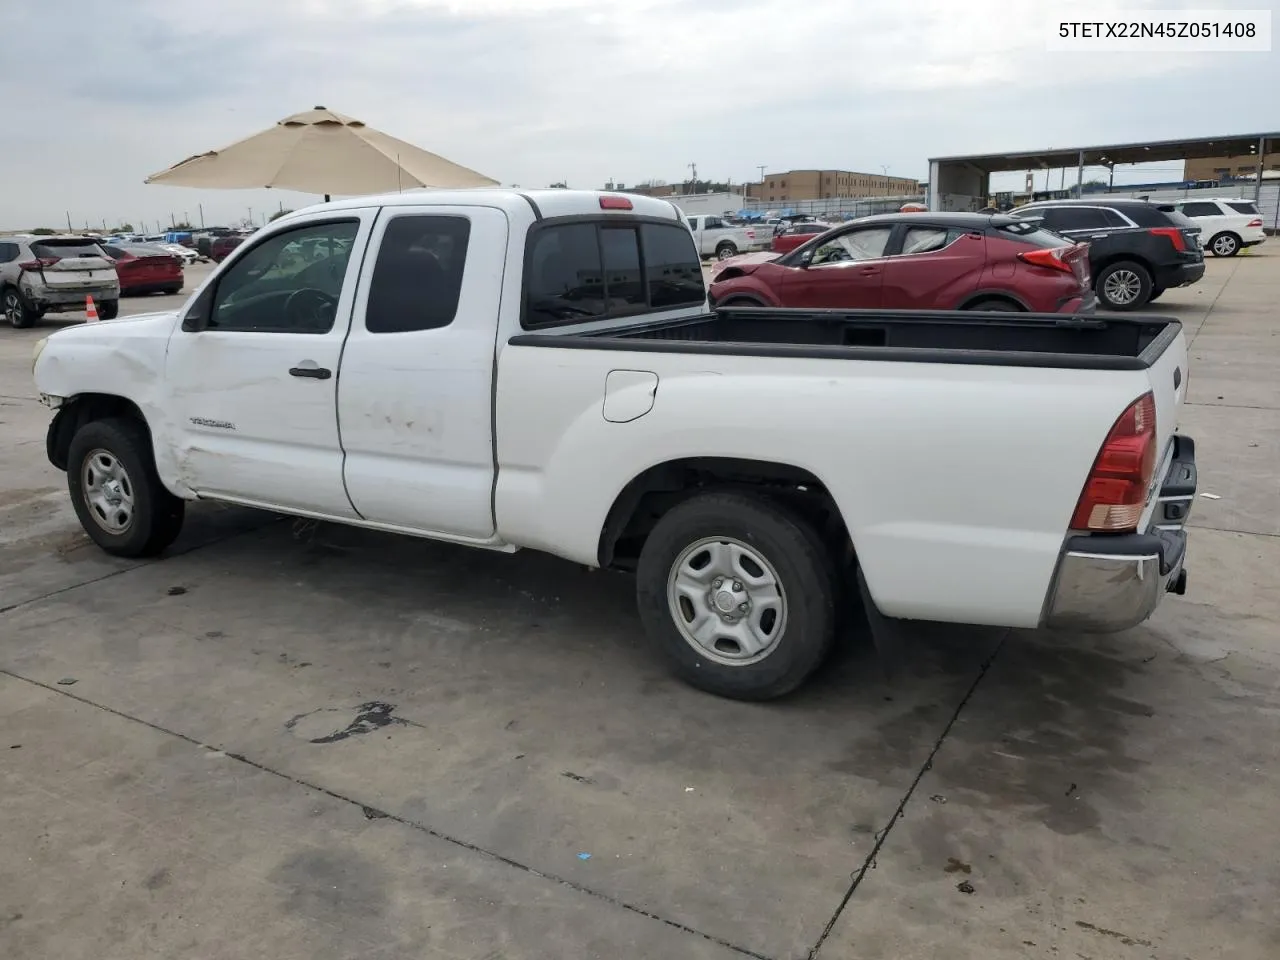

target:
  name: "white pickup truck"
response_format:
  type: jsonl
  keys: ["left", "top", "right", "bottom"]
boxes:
{"left": 33, "top": 189, "right": 1197, "bottom": 700}
{"left": 685, "top": 214, "right": 763, "bottom": 261}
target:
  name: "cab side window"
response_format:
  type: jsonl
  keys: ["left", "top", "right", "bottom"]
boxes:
{"left": 209, "top": 220, "right": 358, "bottom": 333}
{"left": 365, "top": 215, "right": 471, "bottom": 333}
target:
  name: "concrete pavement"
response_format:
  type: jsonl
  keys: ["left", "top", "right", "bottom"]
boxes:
{"left": 1, "top": 251, "right": 1277, "bottom": 959}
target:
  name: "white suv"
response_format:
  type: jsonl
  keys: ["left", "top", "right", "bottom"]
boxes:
{"left": 0, "top": 236, "right": 120, "bottom": 328}
{"left": 1172, "top": 198, "right": 1267, "bottom": 257}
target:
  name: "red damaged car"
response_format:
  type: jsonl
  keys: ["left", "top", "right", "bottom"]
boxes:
{"left": 710, "top": 212, "right": 1095, "bottom": 313}
{"left": 102, "top": 244, "right": 184, "bottom": 296}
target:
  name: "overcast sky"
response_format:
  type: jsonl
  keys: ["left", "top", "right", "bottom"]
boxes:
{"left": 1, "top": 0, "right": 1274, "bottom": 231}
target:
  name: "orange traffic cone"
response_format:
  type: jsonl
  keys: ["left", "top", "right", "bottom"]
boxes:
{"left": 85, "top": 295, "right": 99, "bottom": 322}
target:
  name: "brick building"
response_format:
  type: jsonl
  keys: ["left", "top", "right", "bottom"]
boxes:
{"left": 1184, "top": 153, "right": 1279, "bottom": 181}
{"left": 746, "top": 169, "right": 921, "bottom": 203}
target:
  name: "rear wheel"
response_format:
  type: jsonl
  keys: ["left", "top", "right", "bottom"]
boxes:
{"left": 98, "top": 299, "right": 119, "bottom": 320}
{"left": 3, "top": 287, "right": 37, "bottom": 328}
{"left": 67, "top": 417, "right": 184, "bottom": 557}
{"left": 1209, "top": 232, "right": 1240, "bottom": 257}
{"left": 636, "top": 491, "right": 836, "bottom": 700}
{"left": 164, "top": 286, "right": 183, "bottom": 295}
{"left": 715, "top": 242, "right": 738, "bottom": 261}
{"left": 1096, "top": 261, "right": 1152, "bottom": 311}
{"left": 1148, "top": 287, "right": 1165, "bottom": 302}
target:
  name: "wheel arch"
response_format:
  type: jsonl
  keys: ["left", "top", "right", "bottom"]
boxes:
{"left": 48, "top": 394, "right": 150, "bottom": 471}
{"left": 956, "top": 291, "right": 1028, "bottom": 311}
{"left": 1092, "top": 252, "right": 1155, "bottom": 280}
{"left": 597, "top": 456, "right": 852, "bottom": 571}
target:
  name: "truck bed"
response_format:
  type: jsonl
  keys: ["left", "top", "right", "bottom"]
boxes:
{"left": 509, "top": 307, "right": 1182, "bottom": 371}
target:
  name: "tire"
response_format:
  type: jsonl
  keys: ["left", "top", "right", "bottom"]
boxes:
{"left": 1096, "top": 260, "right": 1152, "bottom": 311}
{"left": 1148, "top": 287, "right": 1164, "bottom": 302}
{"left": 3, "top": 287, "right": 38, "bottom": 328}
{"left": 718, "top": 297, "right": 765, "bottom": 308}
{"left": 636, "top": 491, "right": 836, "bottom": 701}
{"left": 98, "top": 299, "right": 119, "bottom": 320}
{"left": 1208, "top": 232, "right": 1240, "bottom": 257}
{"left": 67, "top": 417, "right": 184, "bottom": 557}
{"left": 164, "top": 286, "right": 183, "bottom": 295}
{"left": 715, "top": 242, "right": 738, "bottom": 261}
{"left": 962, "top": 298, "right": 1021, "bottom": 311}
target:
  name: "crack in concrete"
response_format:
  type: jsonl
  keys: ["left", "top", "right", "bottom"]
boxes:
{"left": 0, "top": 517, "right": 282, "bottom": 615}
{"left": 805, "top": 630, "right": 1010, "bottom": 959}
{"left": 0, "top": 668, "right": 775, "bottom": 960}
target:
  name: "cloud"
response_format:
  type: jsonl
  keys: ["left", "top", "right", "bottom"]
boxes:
{"left": 0, "top": 0, "right": 1273, "bottom": 229}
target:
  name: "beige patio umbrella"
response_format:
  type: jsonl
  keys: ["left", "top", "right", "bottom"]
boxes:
{"left": 145, "top": 106, "right": 498, "bottom": 200}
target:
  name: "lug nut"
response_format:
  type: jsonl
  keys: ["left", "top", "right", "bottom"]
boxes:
{"left": 713, "top": 577, "right": 723, "bottom": 588}
{"left": 738, "top": 602, "right": 749, "bottom": 612}
{"left": 732, "top": 580, "right": 743, "bottom": 591}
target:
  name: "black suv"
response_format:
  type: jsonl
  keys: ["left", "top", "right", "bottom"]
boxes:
{"left": 1012, "top": 199, "right": 1204, "bottom": 310}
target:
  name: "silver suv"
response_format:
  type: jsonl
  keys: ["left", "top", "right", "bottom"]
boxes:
{"left": 0, "top": 235, "right": 120, "bottom": 328}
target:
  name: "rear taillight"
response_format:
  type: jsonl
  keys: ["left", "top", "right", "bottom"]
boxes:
{"left": 1017, "top": 247, "right": 1075, "bottom": 274}
{"left": 18, "top": 257, "right": 59, "bottom": 271}
{"left": 1149, "top": 227, "right": 1186, "bottom": 252}
{"left": 1071, "top": 392, "right": 1157, "bottom": 532}
{"left": 1247, "top": 218, "right": 1263, "bottom": 228}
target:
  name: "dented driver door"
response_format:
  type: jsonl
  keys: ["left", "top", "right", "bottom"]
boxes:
{"left": 163, "top": 211, "right": 376, "bottom": 517}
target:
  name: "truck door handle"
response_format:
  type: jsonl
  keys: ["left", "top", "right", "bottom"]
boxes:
{"left": 289, "top": 365, "right": 331, "bottom": 380}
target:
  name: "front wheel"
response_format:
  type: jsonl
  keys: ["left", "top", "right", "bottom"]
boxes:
{"left": 1208, "top": 232, "right": 1240, "bottom": 257}
{"left": 1096, "top": 260, "right": 1152, "bottom": 311}
{"left": 3, "top": 287, "right": 38, "bottom": 328}
{"left": 715, "top": 243, "right": 738, "bottom": 261}
{"left": 636, "top": 492, "right": 836, "bottom": 700}
{"left": 67, "top": 417, "right": 185, "bottom": 557}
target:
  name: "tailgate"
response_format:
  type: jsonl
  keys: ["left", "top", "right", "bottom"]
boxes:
{"left": 29, "top": 240, "right": 117, "bottom": 287}
{"left": 40, "top": 258, "right": 117, "bottom": 287}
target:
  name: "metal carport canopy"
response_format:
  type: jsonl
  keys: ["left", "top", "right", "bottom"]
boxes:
{"left": 929, "top": 132, "right": 1280, "bottom": 173}
{"left": 927, "top": 132, "right": 1279, "bottom": 211}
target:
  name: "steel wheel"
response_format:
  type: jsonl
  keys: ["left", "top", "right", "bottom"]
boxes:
{"left": 81, "top": 448, "right": 136, "bottom": 534}
{"left": 1102, "top": 268, "right": 1142, "bottom": 306}
{"left": 667, "top": 536, "right": 788, "bottom": 666}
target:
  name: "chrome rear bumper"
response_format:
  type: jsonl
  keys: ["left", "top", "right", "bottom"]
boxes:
{"left": 1044, "top": 435, "right": 1195, "bottom": 633}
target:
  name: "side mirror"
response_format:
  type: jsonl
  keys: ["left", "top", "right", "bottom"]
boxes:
{"left": 181, "top": 285, "right": 214, "bottom": 332}
{"left": 797, "top": 249, "right": 814, "bottom": 268}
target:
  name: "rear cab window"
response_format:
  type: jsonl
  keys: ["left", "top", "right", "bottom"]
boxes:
{"left": 523, "top": 218, "right": 705, "bottom": 328}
